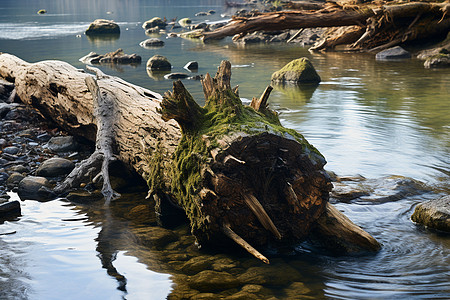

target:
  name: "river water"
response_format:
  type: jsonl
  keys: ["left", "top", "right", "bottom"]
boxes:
{"left": 0, "top": 0, "right": 449, "bottom": 299}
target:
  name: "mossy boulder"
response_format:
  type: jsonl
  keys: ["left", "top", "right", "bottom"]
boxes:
{"left": 142, "top": 17, "right": 167, "bottom": 30}
{"left": 411, "top": 195, "right": 450, "bottom": 232}
{"left": 146, "top": 55, "right": 172, "bottom": 71}
{"left": 271, "top": 57, "right": 321, "bottom": 84}
{"left": 179, "top": 18, "right": 192, "bottom": 27}
{"left": 188, "top": 270, "right": 240, "bottom": 292}
{"left": 85, "top": 19, "right": 120, "bottom": 35}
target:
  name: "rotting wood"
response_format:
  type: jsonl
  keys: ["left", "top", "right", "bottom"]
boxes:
{"left": 0, "top": 53, "right": 381, "bottom": 257}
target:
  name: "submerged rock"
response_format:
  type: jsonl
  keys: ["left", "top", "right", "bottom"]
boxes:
{"left": 164, "top": 73, "right": 190, "bottom": 80}
{"left": 411, "top": 195, "right": 450, "bottom": 232}
{"left": 271, "top": 57, "right": 321, "bottom": 84}
{"left": 139, "top": 38, "right": 165, "bottom": 48}
{"left": 188, "top": 270, "right": 240, "bottom": 292}
{"left": 146, "top": 55, "right": 172, "bottom": 71}
{"left": 80, "top": 49, "right": 141, "bottom": 65}
{"left": 85, "top": 19, "right": 120, "bottom": 35}
{"left": 375, "top": 46, "right": 411, "bottom": 60}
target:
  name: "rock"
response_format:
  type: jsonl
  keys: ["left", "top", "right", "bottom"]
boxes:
{"left": 417, "top": 46, "right": 449, "bottom": 60}
{"left": 46, "top": 136, "right": 78, "bottom": 152}
{"left": 192, "top": 23, "right": 208, "bottom": 30}
{"left": 184, "top": 61, "right": 199, "bottom": 71}
{"left": 37, "top": 9, "right": 47, "bottom": 14}
{"left": 36, "top": 157, "right": 75, "bottom": 177}
{"left": 7, "top": 165, "right": 29, "bottom": 174}
{"left": 411, "top": 195, "right": 450, "bottom": 232}
{"left": 180, "top": 256, "right": 214, "bottom": 275}
{"left": 164, "top": 73, "right": 190, "bottom": 80}
{"left": 0, "top": 201, "right": 21, "bottom": 219}
{"left": 271, "top": 57, "right": 321, "bottom": 84}
{"left": 208, "top": 22, "right": 227, "bottom": 31}
{"left": 188, "top": 270, "right": 240, "bottom": 292}
{"left": 179, "top": 18, "right": 192, "bottom": 27}
{"left": 139, "top": 38, "right": 165, "bottom": 48}
{"left": 142, "top": 17, "right": 167, "bottom": 30}
{"left": 191, "top": 293, "right": 216, "bottom": 300}
{"left": 0, "top": 138, "right": 7, "bottom": 147}
{"left": 85, "top": 19, "right": 120, "bottom": 35}
{"left": 17, "top": 176, "right": 52, "bottom": 201}
{"left": 375, "top": 46, "right": 411, "bottom": 60}
{"left": 125, "top": 204, "right": 154, "bottom": 223}
{"left": 331, "top": 182, "right": 370, "bottom": 202}
{"left": 238, "top": 265, "right": 303, "bottom": 286}
{"left": 6, "top": 172, "right": 25, "bottom": 188}
{"left": 195, "top": 12, "right": 209, "bottom": 17}
{"left": 0, "top": 103, "right": 18, "bottom": 119}
{"left": 134, "top": 226, "right": 178, "bottom": 249}
{"left": 0, "top": 172, "right": 8, "bottom": 185}
{"left": 167, "top": 22, "right": 181, "bottom": 29}
{"left": 284, "top": 282, "right": 312, "bottom": 299}
{"left": 269, "top": 31, "right": 290, "bottom": 43}
{"left": 145, "top": 27, "right": 161, "bottom": 34}
{"left": 2, "top": 146, "right": 20, "bottom": 155}
{"left": 66, "top": 190, "right": 103, "bottom": 203}
{"left": 208, "top": 10, "right": 216, "bottom": 15}
{"left": 237, "top": 35, "right": 264, "bottom": 44}
{"left": 146, "top": 55, "right": 172, "bottom": 71}
{"left": 0, "top": 79, "right": 15, "bottom": 102}
{"left": 424, "top": 54, "right": 450, "bottom": 68}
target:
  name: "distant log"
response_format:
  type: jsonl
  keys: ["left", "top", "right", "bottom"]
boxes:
{"left": 0, "top": 53, "right": 380, "bottom": 262}
{"left": 202, "top": 2, "right": 450, "bottom": 52}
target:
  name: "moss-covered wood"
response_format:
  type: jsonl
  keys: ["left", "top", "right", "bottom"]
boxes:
{"left": 159, "top": 61, "right": 333, "bottom": 254}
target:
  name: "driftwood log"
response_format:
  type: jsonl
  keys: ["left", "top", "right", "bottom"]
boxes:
{"left": 0, "top": 53, "right": 380, "bottom": 262}
{"left": 202, "top": 2, "right": 450, "bottom": 52}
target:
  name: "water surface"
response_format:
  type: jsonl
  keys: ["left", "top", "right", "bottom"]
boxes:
{"left": 1, "top": 0, "right": 449, "bottom": 299}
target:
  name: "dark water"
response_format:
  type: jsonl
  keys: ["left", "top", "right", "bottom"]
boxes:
{"left": 1, "top": 0, "right": 449, "bottom": 299}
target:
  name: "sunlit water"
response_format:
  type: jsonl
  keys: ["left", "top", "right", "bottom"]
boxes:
{"left": 1, "top": 0, "right": 449, "bottom": 299}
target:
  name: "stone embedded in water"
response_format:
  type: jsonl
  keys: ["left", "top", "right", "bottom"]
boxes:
{"left": 164, "top": 73, "right": 190, "bottom": 80}
{"left": 184, "top": 61, "right": 199, "bottom": 71}
{"left": 271, "top": 57, "right": 321, "bottom": 84}
{"left": 142, "top": 17, "right": 167, "bottom": 30}
{"left": 180, "top": 256, "right": 215, "bottom": 275}
{"left": 36, "top": 157, "right": 75, "bottom": 177}
{"left": 146, "top": 55, "right": 172, "bottom": 71}
{"left": 85, "top": 19, "right": 120, "bottom": 35}
{"left": 139, "top": 38, "right": 165, "bottom": 48}
{"left": 17, "top": 176, "right": 52, "bottom": 201}
{"left": 0, "top": 200, "right": 21, "bottom": 219}
{"left": 424, "top": 54, "right": 450, "bottom": 68}
{"left": 66, "top": 190, "right": 103, "bottom": 203}
{"left": 375, "top": 46, "right": 411, "bottom": 60}
{"left": 411, "top": 195, "right": 450, "bottom": 232}
{"left": 37, "top": 9, "right": 47, "bottom": 14}
{"left": 134, "top": 226, "right": 178, "bottom": 249}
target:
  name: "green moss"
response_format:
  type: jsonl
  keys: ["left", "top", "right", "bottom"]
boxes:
{"left": 161, "top": 86, "right": 324, "bottom": 237}
{"left": 271, "top": 57, "right": 321, "bottom": 84}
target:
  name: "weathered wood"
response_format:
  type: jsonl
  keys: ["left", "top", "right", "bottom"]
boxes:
{"left": 311, "top": 203, "right": 381, "bottom": 253}
{"left": 0, "top": 53, "right": 380, "bottom": 255}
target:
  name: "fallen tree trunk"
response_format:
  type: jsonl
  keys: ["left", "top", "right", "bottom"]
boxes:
{"left": 202, "top": 2, "right": 450, "bottom": 52}
{"left": 0, "top": 53, "right": 380, "bottom": 261}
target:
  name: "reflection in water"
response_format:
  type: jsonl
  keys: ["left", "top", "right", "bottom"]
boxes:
{"left": 86, "top": 33, "right": 121, "bottom": 46}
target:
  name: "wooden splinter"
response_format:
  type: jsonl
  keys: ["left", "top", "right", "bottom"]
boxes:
{"left": 243, "top": 194, "right": 282, "bottom": 240}
{"left": 222, "top": 223, "right": 270, "bottom": 264}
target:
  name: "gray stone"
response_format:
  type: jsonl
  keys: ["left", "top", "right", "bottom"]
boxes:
{"left": 178, "top": 18, "right": 192, "bottom": 27}
{"left": 0, "top": 201, "right": 21, "bottom": 219}
{"left": 46, "top": 136, "right": 78, "bottom": 153}
{"left": 79, "top": 52, "right": 102, "bottom": 64}
{"left": 66, "top": 190, "right": 103, "bottom": 203}
{"left": 85, "top": 19, "right": 120, "bottom": 35}
{"left": 184, "top": 61, "right": 199, "bottom": 71}
{"left": 195, "top": 12, "right": 209, "bottom": 17}
{"left": 271, "top": 57, "right": 321, "bottom": 84}
{"left": 139, "top": 38, "right": 165, "bottom": 48}
{"left": 2, "top": 146, "right": 20, "bottom": 155}
{"left": 375, "top": 46, "right": 411, "bottom": 60}
{"left": 411, "top": 195, "right": 450, "bottom": 232}
{"left": 142, "top": 17, "right": 167, "bottom": 30}
{"left": 6, "top": 172, "right": 25, "bottom": 187}
{"left": 0, "top": 138, "right": 7, "bottom": 147}
{"left": 17, "top": 176, "right": 52, "bottom": 201}
{"left": 146, "top": 55, "right": 172, "bottom": 71}
{"left": 36, "top": 157, "right": 75, "bottom": 177}
{"left": 164, "top": 73, "right": 189, "bottom": 80}
{"left": 192, "top": 22, "right": 207, "bottom": 30}
{"left": 0, "top": 172, "right": 9, "bottom": 185}
{"left": 7, "top": 165, "right": 29, "bottom": 174}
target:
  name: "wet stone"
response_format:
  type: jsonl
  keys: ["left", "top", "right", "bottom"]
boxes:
{"left": 411, "top": 195, "right": 450, "bottom": 232}
{"left": 227, "top": 291, "right": 259, "bottom": 300}
{"left": 331, "top": 182, "right": 370, "bottom": 202}
{"left": 85, "top": 19, "right": 120, "bottom": 35}
{"left": 125, "top": 204, "right": 154, "bottom": 223}
{"left": 284, "top": 282, "right": 312, "bottom": 299}
{"left": 6, "top": 172, "right": 24, "bottom": 188}
{"left": 184, "top": 61, "right": 198, "bottom": 71}
{"left": 66, "top": 190, "right": 103, "bottom": 203}
{"left": 146, "top": 55, "right": 172, "bottom": 71}
{"left": 46, "top": 136, "right": 78, "bottom": 153}
{"left": 188, "top": 270, "right": 240, "bottom": 292}
{"left": 0, "top": 200, "right": 21, "bottom": 219}
{"left": 180, "top": 256, "right": 215, "bottom": 275}
{"left": 36, "top": 157, "right": 75, "bottom": 177}
{"left": 135, "top": 226, "right": 178, "bottom": 249}
{"left": 376, "top": 46, "right": 411, "bottom": 60}
{"left": 139, "top": 38, "right": 165, "bottom": 48}
{"left": 191, "top": 293, "right": 216, "bottom": 300}
{"left": 2, "top": 146, "right": 20, "bottom": 155}
{"left": 17, "top": 176, "right": 52, "bottom": 201}
{"left": 7, "top": 164, "right": 29, "bottom": 174}
{"left": 164, "top": 73, "right": 189, "bottom": 80}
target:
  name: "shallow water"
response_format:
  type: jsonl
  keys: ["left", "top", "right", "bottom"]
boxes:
{"left": 1, "top": 0, "right": 449, "bottom": 299}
